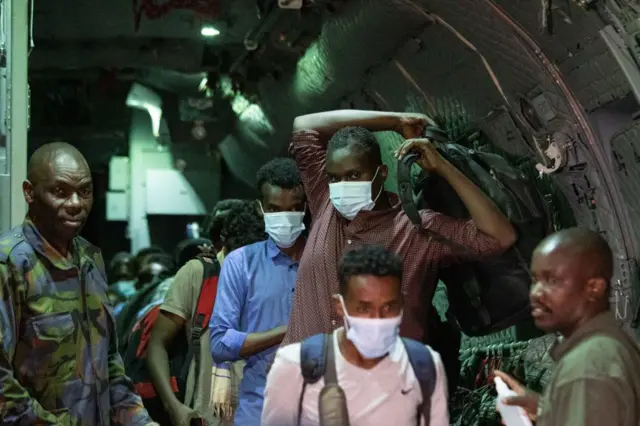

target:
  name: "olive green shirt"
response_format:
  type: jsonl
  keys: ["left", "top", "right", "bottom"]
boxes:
{"left": 537, "top": 311, "right": 640, "bottom": 426}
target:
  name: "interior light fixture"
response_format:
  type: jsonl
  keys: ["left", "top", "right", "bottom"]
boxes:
{"left": 201, "top": 26, "right": 220, "bottom": 37}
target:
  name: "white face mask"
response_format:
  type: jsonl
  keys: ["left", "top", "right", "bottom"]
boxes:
{"left": 338, "top": 295, "right": 402, "bottom": 359}
{"left": 262, "top": 211, "right": 306, "bottom": 248}
{"left": 329, "top": 167, "right": 383, "bottom": 220}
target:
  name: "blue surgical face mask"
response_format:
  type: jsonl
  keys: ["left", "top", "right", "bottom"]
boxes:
{"left": 338, "top": 295, "right": 402, "bottom": 359}
{"left": 329, "top": 167, "right": 383, "bottom": 220}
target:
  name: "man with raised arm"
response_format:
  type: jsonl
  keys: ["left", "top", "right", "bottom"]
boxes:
{"left": 283, "top": 110, "right": 517, "bottom": 346}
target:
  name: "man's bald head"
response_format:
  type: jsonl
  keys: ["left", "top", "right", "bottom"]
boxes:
{"left": 27, "top": 142, "right": 89, "bottom": 186}
{"left": 530, "top": 227, "right": 613, "bottom": 336}
{"left": 536, "top": 227, "right": 614, "bottom": 284}
{"left": 23, "top": 142, "right": 93, "bottom": 255}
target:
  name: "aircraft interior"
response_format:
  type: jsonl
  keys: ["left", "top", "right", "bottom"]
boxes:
{"left": 1, "top": 0, "right": 640, "bottom": 425}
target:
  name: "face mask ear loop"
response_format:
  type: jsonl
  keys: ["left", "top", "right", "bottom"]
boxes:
{"left": 371, "top": 167, "right": 384, "bottom": 205}
{"left": 338, "top": 294, "right": 351, "bottom": 331}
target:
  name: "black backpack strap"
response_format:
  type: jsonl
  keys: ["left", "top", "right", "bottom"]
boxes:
{"left": 179, "top": 258, "right": 220, "bottom": 404}
{"left": 401, "top": 338, "right": 436, "bottom": 426}
{"left": 397, "top": 150, "right": 491, "bottom": 326}
{"left": 298, "top": 333, "right": 329, "bottom": 425}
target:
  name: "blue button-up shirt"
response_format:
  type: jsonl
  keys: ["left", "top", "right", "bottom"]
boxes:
{"left": 209, "top": 239, "right": 298, "bottom": 426}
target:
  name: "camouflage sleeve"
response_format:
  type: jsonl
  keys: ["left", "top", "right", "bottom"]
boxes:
{"left": 94, "top": 251, "right": 155, "bottom": 426}
{"left": 0, "top": 264, "right": 60, "bottom": 425}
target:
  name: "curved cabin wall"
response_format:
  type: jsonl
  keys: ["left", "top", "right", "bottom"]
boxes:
{"left": 225, "top": 0, "right": 639, "bottom": 341}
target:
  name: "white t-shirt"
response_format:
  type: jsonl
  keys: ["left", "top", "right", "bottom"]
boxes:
{"left": 262, "top": 328, "right": 449, "bottom": 426}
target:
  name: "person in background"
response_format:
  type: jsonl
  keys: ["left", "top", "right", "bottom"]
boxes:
{"left": 109, "top": 251, "right": 135, "bottom": 283}
{"left": 495, "top": 228, "right": 640, "bottom": 426}
{"left": 107, "top": 251, "right": 136, "bottom": 305}
{"left": 114, "top": 252, "right": 176, "bottom": 351}
{"left": 210, "top": 158, "right": 307, "bottom": 426}
{"left": 135, "top": 241, "right": 212, "bottom": 324}
{"left": 135, "top": 252, "right": 175, "bottom": 291}
{"left": 282, "top": 110, "right": 517, "bottom": 347}
{"left": 262, "top": 245, "right": 449, "bottom": 426}
{"left": 134, "top": 246, "right": 166, "bottom": 276}
{"left": 147, "top": 200, "right": 266, "bottom": 426}
{"left": 108, "top": 251, "right": 135, "bottom": 292}
{"left": 0, "top": 142, "right": 156, "bottom": 425}
{"left": 112, "top": 251, "right": 175, "bottom": 323}
{"left": 203, "top": 199, "right": 245, "bottom": 264}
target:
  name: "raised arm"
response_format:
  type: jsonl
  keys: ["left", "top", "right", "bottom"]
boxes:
{"left": 292, "top": 110, "right": 408, "bottom": 140}
{"left": 396, "top": 139, "right": 517, "bottom": 250}
{"left": 0, "top": 265, "right": 61, "bottom": 425}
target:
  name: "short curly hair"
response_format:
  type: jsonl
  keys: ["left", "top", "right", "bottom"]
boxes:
{"left": 328, "top": 126, "right": 382, "bottom": 167}
{"left": 338, "top": 245, "right": 403, "bottom": 296}
{"left": 204, "top": 199, "right": 244, "bottom": 246}
{"left": 220, "top": 200, "right": 266, "bottom": 252}
{"left": 256, "top": 157, "right": 302, "bottom": 193}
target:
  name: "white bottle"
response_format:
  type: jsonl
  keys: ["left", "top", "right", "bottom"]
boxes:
{"left": 494, "top": 377, "right": 533, "bottom": 426}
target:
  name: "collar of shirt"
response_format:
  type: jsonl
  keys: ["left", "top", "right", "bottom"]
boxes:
{"left": 549, "top": 311, "right": 619, "bottom": 361}
{"left": 266, "top": 237, "right": 299, "bottom": 267}
{"left": 22, "top": 217, "right": 94, "bottom": 271}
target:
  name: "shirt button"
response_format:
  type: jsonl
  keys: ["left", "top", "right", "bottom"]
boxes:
{"left": 347, "top": 240, "right": 352, "bottom": 245}
{"left": 331, "top": 320, "right": 337, "bottom": 326}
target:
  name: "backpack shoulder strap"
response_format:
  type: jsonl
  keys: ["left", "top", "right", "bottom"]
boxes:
{"left": 297, "top": 333, "right": 330, "bottom": 425}
{"left": 192, "top": 257, "right": 220, "bottom": 336}
{"left": 401, "top": 337, "right": 436, "bottom": 426}
{"left": 179, "top": 257, "right": 221, "bottom": 404}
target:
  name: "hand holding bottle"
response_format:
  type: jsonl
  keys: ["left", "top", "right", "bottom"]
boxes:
{"left": 494, "top": 370, "right": 540, "bottom": 422}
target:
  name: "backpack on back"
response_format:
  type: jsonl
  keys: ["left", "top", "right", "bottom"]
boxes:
{"left": 116, "top": 272, "right": 174, "bottom": 355}
{"left": 298, "top": 333, "right": 436, "bottom": 426}
{"left": 397, "top": 125, "right": 548, "bottom": 337}
{"left": 123, "top": 257, "right": 220, "bottom": 425}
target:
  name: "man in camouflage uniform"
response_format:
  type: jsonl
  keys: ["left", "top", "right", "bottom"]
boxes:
{"left": 0, "top": 142, "right": 157, "bottom": 425}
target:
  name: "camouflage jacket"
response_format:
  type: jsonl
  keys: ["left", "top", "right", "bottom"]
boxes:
{"left": 0, "top": 220, "right": 156, "bottom": 426}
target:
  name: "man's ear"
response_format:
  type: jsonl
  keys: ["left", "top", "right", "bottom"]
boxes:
{"left": 23, "top": 180, "right": 34, "bottom": 204}
{"left": 586, "top": 277, "right": 608, "bottom": 302}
